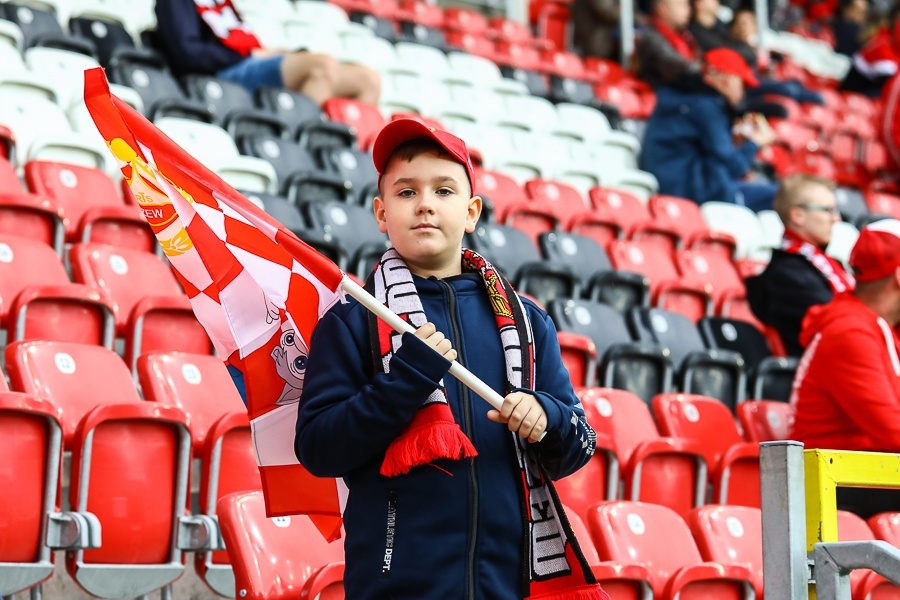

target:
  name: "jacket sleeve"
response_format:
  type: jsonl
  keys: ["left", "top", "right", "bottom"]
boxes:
{"left": 635, "top": 30, "right": 706, "bottom": 91}
{"left": 519, "top": 307, "right": 596, "bottom": 480}
{"left": 692, "top": 102, "right": 758, "bottom": 178}
{"left": 295, "top": 308, "right": 453, "bottom": 477}
{"left": 155, "top": 0, "right": 244, "bottom": 73}
{"left": 811, "top": 324, "right": 900, "bottom": 452}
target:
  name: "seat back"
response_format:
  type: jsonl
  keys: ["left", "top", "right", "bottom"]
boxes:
{"left": 240, "top": 135, "right": 320, "bottom": 189}
{"left": 548, "top": 298, "right": 632, "bottom": 362}
{"left": 322, "top": 97, "right": 385, "bottom": 151}
{"left": 256, "top": 87, "right": 323, "bottom": 135}
{"left": 587, "top": 501, "right": 704, "bottom": 594}
{"left": 653, "top": 393, "right": 743, "bottom": 471}
{"left": 183, "top": 75, "right": 256, "bottom": 122}
{"left": 736, "top": 400, "right": 791, "bottom": 442}
{"left": 68, "top": 16, "right": 136, "bottom": 66}
{"left": 676, "top": 248, "right": 744, "bottom": 303}
{"left": 319, "top": 146, "right": 378, "bottom": 204}
{"left": 649, "top": 194, "right": 707, "bottom": 242}
{"left": 539, "top": 231, "right": 613, "bottom": 285}
{"left": 24, "top": 160, "right": 125, "bottom": 240}
{"left": 588, "top": 186, "right": 650, "bottom": 231}
{"left": 467, "top": 223, "right": 542, "bottom": 280}
{"left": 699, "top": 317, "right": 772, "bottom": 375}
{"left": 524, "top": 178, "right": 590, "bottom": 225}
{"left": 689, "top": 505, "right": 763, "bottom": 598}
{"left": 0, "top": 234, "right": 70, "bottom": 321}
{"left": 752, "top": 357, "right": 798, "bottom": 401}
{"left": 0, "top": 392, "right": 61, "bottom": 595}
{"left": 304, "top": 201, "right": 389, "bottom": 268}
{"left": 218, "top": 490, "right": 345, "bottom": 600}
{"left": 629, "top": 307, "right": 707, "bottom": 370}
{"left": 609, "top": 240, "right": 680, "bottom": 298}
{"left": 70, "top": 243, "right": 185, "bottom": 332}
{"left": 868, "top": 512, "right": 900, "bottom": 547}
{"left": 6, "top": 340, "right": 141, "bottom": 448}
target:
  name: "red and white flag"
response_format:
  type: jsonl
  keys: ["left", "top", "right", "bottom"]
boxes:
{"left": 84, "top": 67, "right": 345, "bottom": 540}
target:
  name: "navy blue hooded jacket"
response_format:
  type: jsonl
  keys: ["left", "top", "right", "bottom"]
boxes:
{"left": 155, "top": 0, "right": 245, "bottom": 75}
{"left": 639, "top": 85, "right": 759, "bottom": 205}
{"left": 295, "top": 272, "right": 595, "bottom": 599}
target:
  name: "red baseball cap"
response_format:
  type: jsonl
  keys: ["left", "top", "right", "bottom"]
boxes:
{"left": 704, "top": 48, "right": 759, "bottom": 88}
{"left": 849, "top": 219, "right": 900, "bottom": 282}
{"left": 372, "top": 119, "right": 475, "bottom": 195}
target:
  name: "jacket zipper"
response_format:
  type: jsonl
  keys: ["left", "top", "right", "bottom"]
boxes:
{"left": 437, "top": 279, "right": 477, "bottom": 600}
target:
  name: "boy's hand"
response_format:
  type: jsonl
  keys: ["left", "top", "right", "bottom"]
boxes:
{"left": 413, "top": 322, "right": 457, "bottom": 362}
{"left": 487, "top": 392, "right": 547, "bottom": 443}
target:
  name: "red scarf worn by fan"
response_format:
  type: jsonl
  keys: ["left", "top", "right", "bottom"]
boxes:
{"left": 781, "top": 228, "right": 855, "bottom": 293}
{"left": 653, "top": 17, "right": 698, "bottom": 60}
{"left": 194, "top": 0, "right": 261, "bottom": 56}
{"left": 365, "top": 247, "right": 608, "bottom": 600}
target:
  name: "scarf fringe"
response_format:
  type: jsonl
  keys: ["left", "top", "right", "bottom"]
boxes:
{"left": 525, "top": 584, "right": 611, "bottom": 600}
{"left": 380, "top": 403, "right": 477, "bottom": 476}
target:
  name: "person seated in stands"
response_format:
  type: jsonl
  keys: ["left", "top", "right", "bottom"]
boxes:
{"left": 690, "top": 0, "right": 757, "bottom": 65}
{"left": 746, "top": 174, "right": 851, "bottom": 356}
{"left": 572, "top": 0, "right": 620, "bottom": 59}
{"left": 635, "top": 0, "right": 707, "bottom": 90}
{"left": 833, "top": 0, "right": 870, "bottom": 56}
{"left": 639, "top": 48, "right": 778, "bottom": 211}
{"left": 789, "top": 219, "right": 900, "bottom": 518}
{"left": 841, "top": 2, "right": 900, "bottom": 97}
{"left": 154, "top": 0, "right": 380, "bottom": 105}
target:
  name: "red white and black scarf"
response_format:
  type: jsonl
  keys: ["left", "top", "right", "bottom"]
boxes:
{"left": 365, "top": 247, "right": 607, "bottom": 599}
{"left": 781, "top": 229, "right": 855, "bottom": 293}
{"left": 194, "top": 0, "right": 261, "bottom": 56}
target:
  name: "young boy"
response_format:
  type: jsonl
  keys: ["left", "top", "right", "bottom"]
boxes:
{"left": 295, "top": 119, "right": 599, "bottom": 599}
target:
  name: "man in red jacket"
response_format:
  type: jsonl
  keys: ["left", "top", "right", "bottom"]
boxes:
{"left": 789, "top": 218, "right": 900, "bottom": 517}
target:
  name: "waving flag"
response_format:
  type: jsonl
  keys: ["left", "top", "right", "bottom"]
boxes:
{"left": 84, "top": 67, "right": 346, "bottom": 540}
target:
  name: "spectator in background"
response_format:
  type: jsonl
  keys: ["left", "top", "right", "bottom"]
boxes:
{"left": 690, "top": 0, "right": 758, "bottom": 67}
{"left": 833, "top": 0, "right": 870, "bottom": 56}
{"left": 746, "top": 174, "right": 852, "bottom": 356}
{"left": 154, "top": 0, "right": 380, "bottom": 105}
{"left": 572, "top": 0, "right": 620, "bottom": 59}
{"left": 635, "top": 0, "right": 707, "bottom": 90}
{"left": 640, "top": 48, "right": 778, "bottom": 211}
{"left": 841, "top": 2, "right": 900, "bottom": 96}
{"left": 789, "top": 219, "right": 900, "bottom": 518}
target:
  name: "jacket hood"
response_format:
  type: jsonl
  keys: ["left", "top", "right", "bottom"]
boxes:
{"left": 799, "top": 292, "right": 871, "bottom": 347}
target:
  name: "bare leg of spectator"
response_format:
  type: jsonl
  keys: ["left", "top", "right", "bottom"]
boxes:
{"left": 280, "top": 52, "right": 339, "bottom": 105}
{"left": 334, "top": 63, "right": 382, "bottom": 104}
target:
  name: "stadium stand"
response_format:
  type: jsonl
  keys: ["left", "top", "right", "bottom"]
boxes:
{"left": 0, "top": 0, "right": 891, "bottom": 592}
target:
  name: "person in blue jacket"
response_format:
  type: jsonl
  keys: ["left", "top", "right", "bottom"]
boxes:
{"left": 153, "top": 0, "right": 380, "bottom": 104}
{"left": 640, "top": 47, "right": 779, "bottom": 211}
{"left": 295, "top": 120, "right": 600, "bottom": 599}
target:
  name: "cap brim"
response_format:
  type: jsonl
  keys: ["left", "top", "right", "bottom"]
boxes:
{"left": 372, "top": 119, "right": 445, "bottom": 175}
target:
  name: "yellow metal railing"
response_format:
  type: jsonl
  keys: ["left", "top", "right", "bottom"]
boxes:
{"left": 803, "top": 449, "right": 900, "bottom": 599}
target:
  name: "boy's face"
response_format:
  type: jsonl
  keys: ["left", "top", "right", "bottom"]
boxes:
{"left": 373, "top": 150, "right": 481, "bottom": 279}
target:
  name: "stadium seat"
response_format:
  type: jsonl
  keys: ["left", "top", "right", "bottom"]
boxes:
{"left": 579, "top": 388, "right": 705, "bottom": 517}
{"left": 751, "top": 356, "right": 798, "bottom": 401}
{"left": 588, "top": 186, "right": 651, "bottom": 234}
{"left": 67, "top": 14, "right": 137, "bottom": 67}
{"left": 826, "top": 220, "right": 860, "bottom": 267}
{"left": 492, "top": 40, "right": 550, "bottom": 98}
{"left": 240, "top": 190, "right": 309, "bottom": 234}
{"left": 554, "top": 422, "right": 618, "bottom": 525}
{"left": 255, "top": 86, "right": 355, "bottom": 148}
{"left": 675, "top": 248, "right": 745, "bottom": 308}
{"left": 69, "top": 242, "right": 187, "bottom": 336}
{"left": 322, "top": 97, "right": 386, "bottom": 151}
{"left": 736, "top": 400, "right": 791, "bottom": 442}
{"left": 182, "top": 74, "right": 289, "bottom": 136}
{"left": 0, "top": 2, "right": 96, "bottom": 55}
{"left": 538, "top": 231, "right": 617, "bottom": 292}
{"left": 138, "top": 352, "right": 260, "bottom": 598}
{"left": 0, "top": 234, "right": 115, "bottom": 347}
{"left": 550, "top": 299, "right": 673, "bottom": 404}
{"left": 6, "top": 340, "right": 195, "bottom": 596}
{"left": 698, "top": 316, "right": 773, "bottom": 379}
{"left": 630, "top": 307, "right": 746, "bottom": 410}
{"left": 700, "top": 202, "right": 767, "bottom": 260}
{"left": 524, "top": 178, "right": 592, "bottom": 228}
{"left": 0, "top": 392, "right": 63, "bottom": 598}
{"left": 0, "top": 157, "right": 65, "bottom": 252}
{"left": 24, "top": 160, "right": 154, "bottom": 250}
{"left": 587, "top": 501, "right": 755, "bottom": 599}
{"left": 318, "top": 146, "right": 379, "bottom": 205}
{"left": 303, "top": 201, "right": 389, "bottom": 275}
{"left": 653, "top": 393, "right": 760, "bottom": 506}
{"left": 218, "top": 490, "right": 345, "bottom": 600}
{"left": 688, "top": 505, "right": 764, "bottom": 599}
{"left": 867, "top": 512, "right": 900, "bottom": 548}
{"left": 648, "top": 194, "right": 711, "bottom": 245}
{"left": 556, "top": 330, "right": 598, "bottom": 387}
{"left": 124, "top": 294, "right": 213, "bottom": 375}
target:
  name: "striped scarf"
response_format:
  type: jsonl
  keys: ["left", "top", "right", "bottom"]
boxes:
{"left": 365, "top": 247, "right": 608, "bottom": 599}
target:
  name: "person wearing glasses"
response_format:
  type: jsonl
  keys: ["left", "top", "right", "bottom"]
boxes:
{"left": 746, "top": 174, "right": 854, "bottom": 356}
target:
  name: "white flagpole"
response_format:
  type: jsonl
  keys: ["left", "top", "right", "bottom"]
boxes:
{"left": 340, "top": 277, "right": 505, "bottom": 411}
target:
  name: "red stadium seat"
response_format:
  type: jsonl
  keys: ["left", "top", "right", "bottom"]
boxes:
{"left": 865, "top": 191, "right": 900, "bottom": 219}
{"left": 69, "top": 242, "right": 186, "bottom": 336}
{"left": 868, "top": 512, "right": 900, "bottom": 547}
{"left": 736, "top": 400, "right": 791, "bottom": 443}
{"left": 0, "top": 125, "right": 14, "bottom": 163}
{"left": 688, "top": 505, "right": 764, "bottom": 599}
{"left": 524, "top": 178, "right": 592, "bottom": 227}
{"left": 488, "top": 16, "right": 552, "bottom": 50}
{"left": 675, "top": 248, "right": 745, "bottom": 307}
{"left": 218, "top": 490, "right": 345, "bottom": 600}
{"left": 442, "top": 7, "right": 489, "bottom": 34}
{"left": 587, "top": 501, "right": 755, "bottom": 599}
{"left": 579, "top": 388, "right": 706, "bottom": 519}
{"left": 322, "top": 98, "right": 386, "bottom": 152}
{"left": 648, "top": 194, "right": 709, "bottom": 244}
{"left": 594, "top": 82, "right": 646, "bottom": 120}
{"left": 124, "top": 294, "right": 213, "bottom": 374}
{"left": 397, "top": 0, "right": 443, "bottom": 27}
{"left": 0, "top": 392, "right": 63, "bottom": 597}
{"left": 653, "top": 393, "right": 760, "bottom": 506}
{"left": 7, "top": 339, "right": 193, "bottom": 597}
{"left": 23, "top": 161, "right": 154, "bottom": 250}
{"left": 588, "top": 187, "right": 652, "bottom": 235}
{"left": 0, "top": 157, "right": 64, "bottom": 253}
{"left": 0, "top": 235, "right": 114, "bottom": 347}
{"left": 556, "top": 330, "right": 598, "bottom": 388}
{"left": 444, "top": 30, "right": 498, "bottom": 60}
{"left": 138, "top": 352, "right": 260, "bottom": 598}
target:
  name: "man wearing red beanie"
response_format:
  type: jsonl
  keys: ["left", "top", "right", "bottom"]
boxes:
{"left": 789, "top": 218, "right": 900, "bottom": 517}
